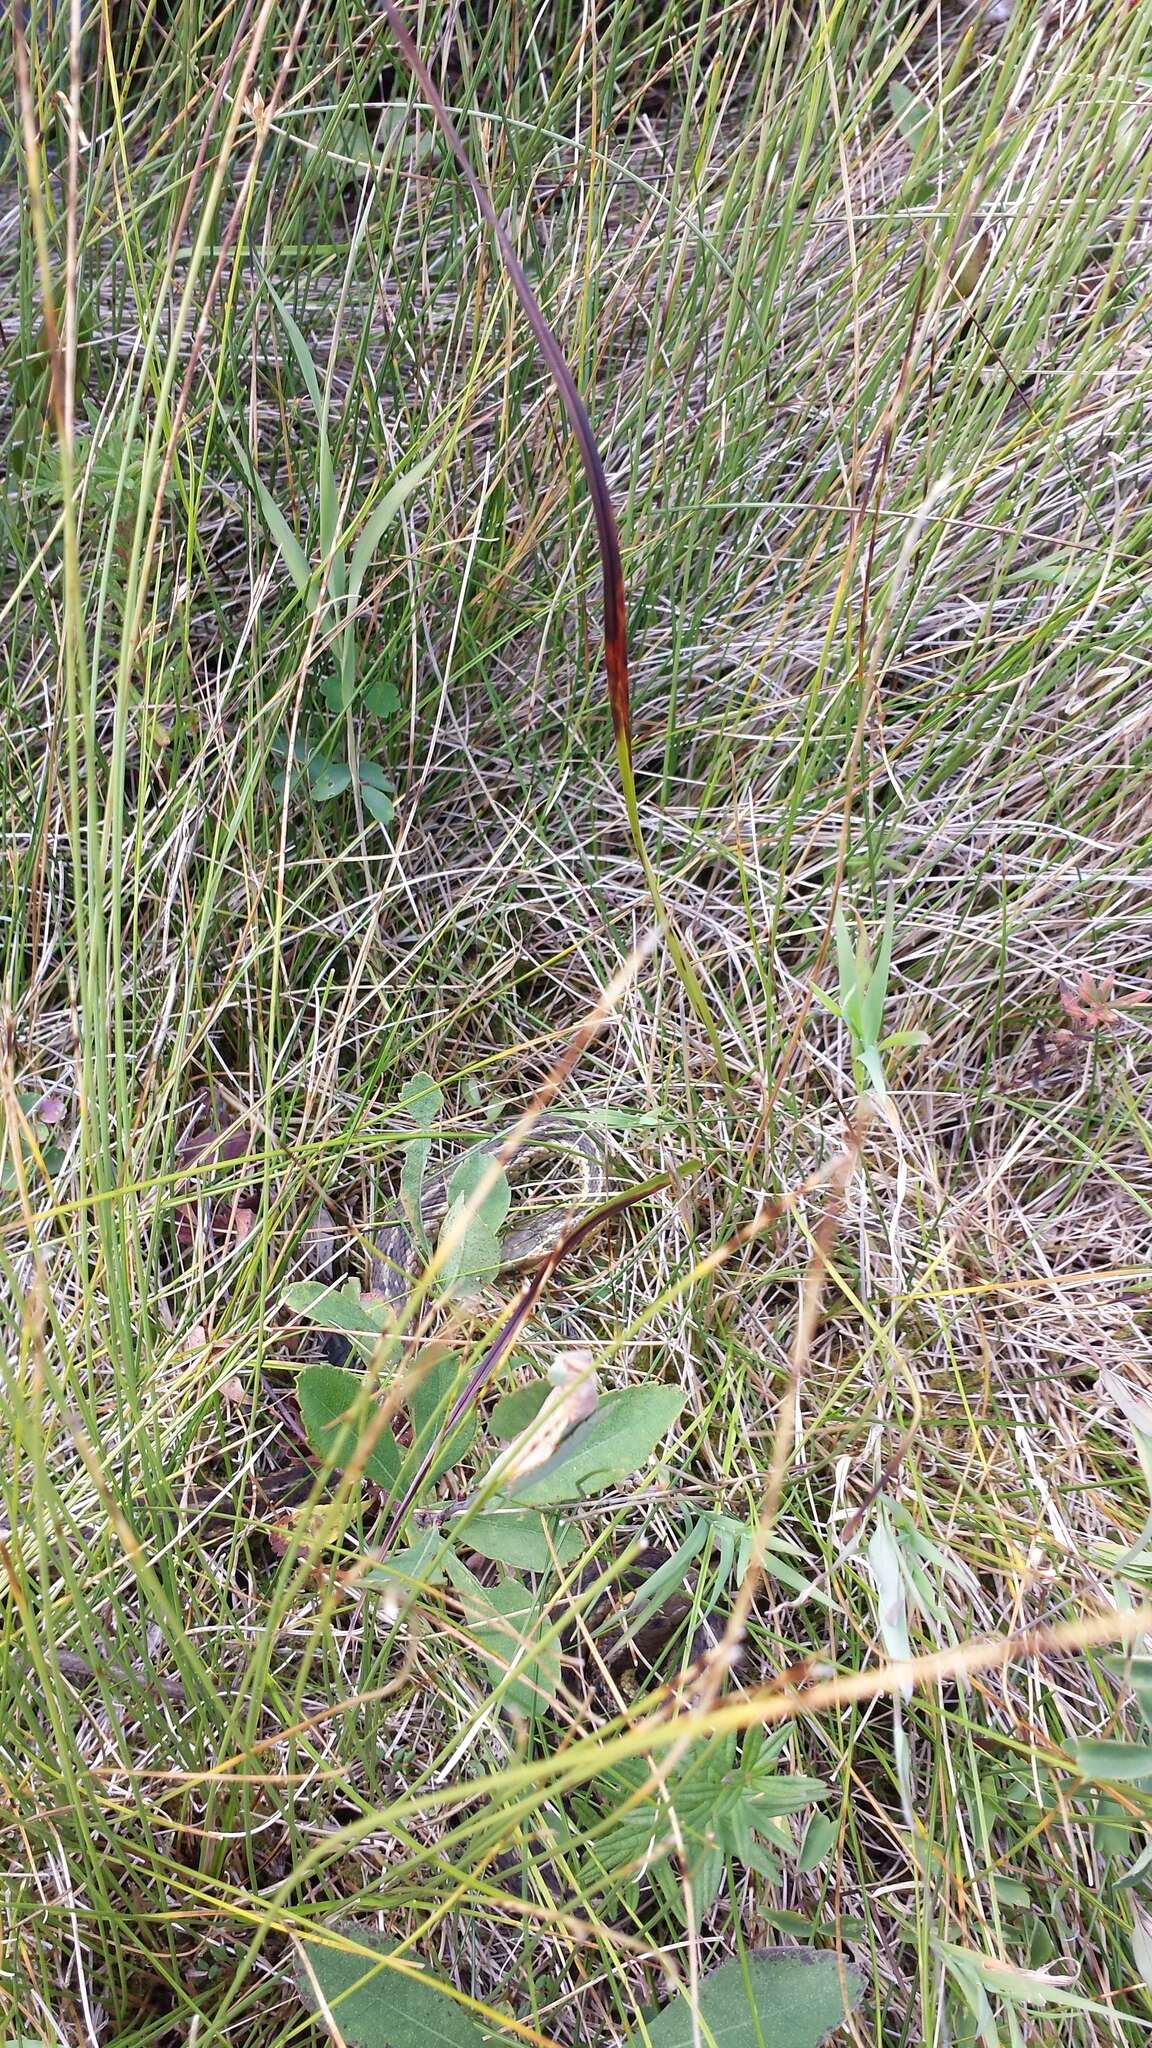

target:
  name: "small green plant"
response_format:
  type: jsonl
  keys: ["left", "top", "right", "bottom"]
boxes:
{"left": 230, "top": 281, "right": 436, "bottom": 829}
{"left": 584, "top": 1725, "right": 828, "bottom": 1930}
{"left": 282, "top": 1072, "right": 684, "bottom": 1719}
{"left": 815, "top": 894, "right": 927, "bottom": 1122}
{"left": 285, "top": 1333, "right": 684, "bottom": 1531}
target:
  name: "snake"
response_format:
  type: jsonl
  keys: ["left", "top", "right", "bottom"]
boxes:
{"left": 312, "top": 1115, "right": 607, "bottom": 1313}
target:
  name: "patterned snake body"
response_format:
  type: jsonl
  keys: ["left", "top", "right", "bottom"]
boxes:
{"left": 367, "top": 1115, "right": 607, "bottom": 1308}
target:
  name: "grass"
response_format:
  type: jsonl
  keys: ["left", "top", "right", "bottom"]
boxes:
{"left": 3, "top": 0, "right": 1152, "bottom": 2040}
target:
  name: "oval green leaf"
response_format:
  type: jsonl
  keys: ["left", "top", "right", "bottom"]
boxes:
{"left": 296, "top": 1928, "right": 486, "bottom": 2048}
{"left": 296, "top": 1364, "right": 400, "bottom": 1490}
{"left": 446, "top": 1560, "right": 562, "bottom": 1715}
{"left": 635, "top": 1949, "right": 864, "bottom": 2048}
{"left": 361, "top": 783, "right": 395, "bottom": 829}
{"left": 488, "top": 1379, "right": 550, "bottom": 1441}
{"left": 462, "top": 1509, "right": 583, "bottom": 1571}
{"left": 506, "top": 1385, "right": 683, "bottom": 1507}
{"left": 286, "top": 1280, "right": 391, "bottom": 1338}
{"left": 400, "top": 1346, "right": 477, "bottom": 1488}
{"left": 1067, "top": 1739, "right": 1152, "bottom": 1783}
{"left": 308, "top": 757, "right": 353, "bottom": 803}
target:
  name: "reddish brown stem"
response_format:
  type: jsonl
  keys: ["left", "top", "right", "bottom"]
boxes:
{"left": 377, "top": 0, "right": 631, "bottom": 754}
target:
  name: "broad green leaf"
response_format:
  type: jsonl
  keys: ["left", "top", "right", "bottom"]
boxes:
{"left": 296, "top": 1364, "right": 400, "bottom": 1490}
{"left": 1067, "top": 1739, "right": 1152, "bottom": 1782}
{"left": 296, "top": 1928, "right": 486, "bottom": 2048}
{"left": 358, "top": 757, "right": 392, "bottom": 791}
{"left": 438, "top": 1150, "right": 510, "bottom": 1297}
{"left": 308, "top": 756, "right": 353, "bottom": 802}
{"left": 285, "top": 1281, "right": 391, "bottom": 1339}
{"left": 398, "top": 1073, "right": 444, "bottom": 1120}
{"left": 442, "top": 1148, "right": 511, "bottom": 1231}
{"left": 297, "top": 1344, "right": 473, "bottom": 1494}
{"left": 360, "top": 783, "right": 395, "bottom": 830}
{"left": 488, "top": 1379, "right": 550, "bottom": 1440}
{"left": 346, "top": 451, "right": 439, "bottom": 606}
{"left": 364, "top": 677, "right": 402, "bottom": 718}
{"left": 797, "top": 1811, "right": 840, "bottom": 1875}
{"left": 399, "top": 1346, "right": 476, "bottom": 1488}
{"left": 990, "top": 1876, "right": 1031, "bottom": 1909}
{"left": 890, "top": 80, "right": 931, "bottom": 153}
{"left": 440, "top": 1217, "right": 500, "bottom": 1298}
{"left": 398, "top": 1070, "right": 441, "bottom": 1252}
{"left": 366, "top": 1527, "right": 452, "bottom": 1592}
{"left": 462, "top": 1510, "right": 583, "bottom": 1571}
{"left": 446, "top": 1559, "right": 561, "bottom": 1715}
{"left": 635, "top": 1948, "right": 865, "bottom": 2047}
{"left": 507, "top": 1385, "right": 683, "bottom": 1507}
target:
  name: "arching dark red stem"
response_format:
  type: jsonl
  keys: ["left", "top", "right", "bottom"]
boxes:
{"left": 378, "top": 0, "right": 631, "bottom": 755}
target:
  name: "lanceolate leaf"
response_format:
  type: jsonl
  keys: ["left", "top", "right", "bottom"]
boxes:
{"left": 296, "top": 1928, "right": 487, "bottom": 2048}
{"left": 504, "top": 1384, "right": 683, "bottom": 1507}
{"left": 223, "top": 418, "right": 311, "bottom": 596}
{"left": 634, "top": 1949, "right": 865, "bottom": 2048}
{"left": 437, "top": 1150, "right": 511, "bottom": 1298}
{"left": 259, "top": 272, "right": 324, "bottom": 416}
{"left": 346, "top": 450, "right": 439, "bottom": 606}
{"left": 398, "top": 1070, "right": 443, "bottom": 1252}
